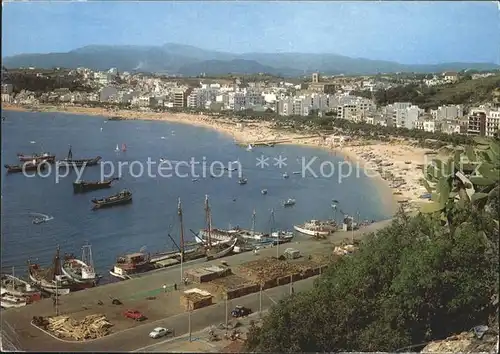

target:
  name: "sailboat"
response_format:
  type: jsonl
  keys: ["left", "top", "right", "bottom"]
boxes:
{"left": 196, "top": 195, "right": 238, "bottom": 246}
{"left": 115, "top": 144, "right": 120, "bottom": 152}
{"left": 28, "top": 246, "right": 86, "bottom": 295}
{"left": 62, "top": 244, "right": 98, "bottom": 286}
{"left": 1, "top": 268, "right": 42, "bottom": 309}
{"left": 246, "top": 144, "right": 253, "bottom": 151}
{"left": 238, "top": 210, "right": 265, "bottom": 241}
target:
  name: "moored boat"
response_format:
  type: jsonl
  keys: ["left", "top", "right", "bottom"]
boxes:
{"left": 109, "top": 252, "right": 152, "bottom": 280}
{"left": 91, "top": 189, "right": 132, "bottom": 210}
{"left": 17, "top": 153, "right": 56, "bottom": 163}
{"left": 238, "top": 178, "right": 248, "bottom": 185}
{"left": 5, "top": 162, "right": 46, "bottom": 173}
{"left": 283, "top": 198, "right": 296, "bottom": 207}
{"left": 206, "top": 238, "right": 238, "bottom": 261}
{"left": 27, "top": 246, "right": 84, "bottom": 295}
{"left": 1, "top": 273, "right": 42, "bottom": 308}
{"left": 62, "top": 244, "right": 97, "bottom": 286}
{"left": 270, "top": 230, "right": 294, "bottom": 244}
{"left": 57, "top": 145, "right": 101, "bottom": 167}
{"left": 73, "top": 177, "right": 119, "bottom": 193}
{"left": 196, "top": 195, "right": 239, "bottom": 245}
{"left": 293, "top": 219, "right": 337, "bottom": 237}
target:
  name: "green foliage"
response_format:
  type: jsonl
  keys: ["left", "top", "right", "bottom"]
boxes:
{"left": 246, "top": 212, "right": 497, "bottom": 352}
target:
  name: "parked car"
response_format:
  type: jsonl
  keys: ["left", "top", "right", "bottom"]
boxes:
{"left": 231, "top": 305, "right": 252, "bottom": 318}
{"left": 149, "top": 327, "right": 171, "bottom": 339}
{"left": 124, "top": 309, "right": 147, "bottom": 321}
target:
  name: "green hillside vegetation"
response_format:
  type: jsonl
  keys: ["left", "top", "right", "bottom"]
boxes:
{"left": 353, "top": 75, "right": 500, "bottom": 109}
{"left": 246, "top": 137, "right": 500, "bottom": 352}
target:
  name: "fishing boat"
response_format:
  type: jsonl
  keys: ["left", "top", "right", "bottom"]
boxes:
{"left": 62, "top": 244, "right": 98, "bottom": 286}
{"left": 27, "top": 247, "right": 80, "bottom": 295}
{"left": 261, "top": 189, "right": 268, "bottom": 195}
{"left": 4, "top": 161, "right": 47, "bottom": 173}
{"left": 293, "top": 219, "right": 337, "bottom": 237}
{"left": 1, "top": 273, "right": 42, "bottom": 309}
{"left": 283, "top": 198, "right": 296, "bottom": 207}
{"left": 109, "top": 251, "right": 152, "bottom": 280}
{"left": 238, "top": 178, "right": 248, "bottom": 185}
{"left": 17, "top": 153, "right": 56, "bottom": 163}
{"left": 237, "top": 210, "right": 265, "bottom": 241}
{"left": 196, "top": 195, "right": 238, "bottom": 246}
{"left": 91, "top": 189, "right": 132, "bottom": 210}
{"left": 73, "top": 177, "right": 119, "bottom": 193}
{"left": 58, "top": 145, "right": 101, "bottom": 167}
{"left": 206, "top": 238, "right": 238, "bottom": 261}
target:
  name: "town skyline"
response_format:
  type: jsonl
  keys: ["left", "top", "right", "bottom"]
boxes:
{"left": 2, "top": 1, "right": 499, "bottom": 64}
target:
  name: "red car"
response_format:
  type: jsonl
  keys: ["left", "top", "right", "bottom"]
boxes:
{"left": 124, "top": 309, "right": 147, "bottom": 321}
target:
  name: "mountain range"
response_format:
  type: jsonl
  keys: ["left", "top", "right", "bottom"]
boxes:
{"left": 3, "top": 43, "right": 499, "bottom": 77}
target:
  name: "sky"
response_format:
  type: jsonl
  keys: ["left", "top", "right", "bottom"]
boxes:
{"left": 2, "top": 1, "right": 499, "bottom": 64}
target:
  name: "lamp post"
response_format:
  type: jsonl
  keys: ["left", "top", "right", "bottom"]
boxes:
{"left": 259, "top": 284, "right": 263, "bottom": 317}
{"left": 188, "top": 308, "right": 192, "bottom": 342}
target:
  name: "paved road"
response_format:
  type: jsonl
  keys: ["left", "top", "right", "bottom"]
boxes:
{"left": 10, "top": 276, "right": 315, "bottom": 351}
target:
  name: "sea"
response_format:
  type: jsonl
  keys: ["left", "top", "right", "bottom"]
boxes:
{"left": 1, "top": 110, "right": 392, "bottom": 279}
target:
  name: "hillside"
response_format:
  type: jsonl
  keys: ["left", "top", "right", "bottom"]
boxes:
{"left": 3, "top": 43, "right": 499, "bottom": 76}
{"left": 353, "top": 75, "right": 500, "bottom": 109}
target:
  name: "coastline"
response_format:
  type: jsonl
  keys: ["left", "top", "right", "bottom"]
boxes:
{"left": 3, "top": 104, "right": 429, "bottom": 215}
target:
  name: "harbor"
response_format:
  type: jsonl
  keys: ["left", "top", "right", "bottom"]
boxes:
{"left": 0, "top": 219, "right": 390, "bottom": 351}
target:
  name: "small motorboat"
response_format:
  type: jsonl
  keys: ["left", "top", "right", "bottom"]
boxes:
{"left": 283, "top": 172, "right": 289, "bottom": 179}
{"left": 261, "top": 189, "right": 268, "bottom": 195}
{"left": 283, "top": 198, "right": 296, "bottom": 207}
{"left": 238, "top": 178, "right": 248, "bottom": 185}
{"left": 293, "top": 171, "right": 301, "bottom": 175}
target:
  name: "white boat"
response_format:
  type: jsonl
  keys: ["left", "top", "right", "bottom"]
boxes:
{"left": 283, "top": 172, "right": 289, "bottom": 179}
{"left": 0, "top": 273, "right": 42, "bottom": 308}
{"left": 62, "top": 244, "right": 97, "bottom": 285}
{"left": 115, "top": 144, "right": 120, "bottom": 152}
{"left": 246, "top": 144, "right": 253, "bottom": 151}
{"left": 237, "top": 210, "right": 264, "bottom": 241}
{"left": 196, "top": 228, "right": 238, "bottom": 244}
{"left": 238, "top": 178, "right": 248, "bottom": 185}
{"left": 109, "top": 252, "right": 152, "bottom": 280}
{"left": 270, "top": 230, "right": 294, "bottom": 240}
{"left": 283, "top": 198, "right": 296, "bottom": 207}
{"left": 1, "top": 289, "right": 27, "bottom": 309}
{"left": 293, "top": 219, "right": 337, "bottom": 237}
{"left": 206, "top": 238, "right": 237, "bottom": 260}
{"left": 261, "top": 189, "right": 268, "bottom": 195}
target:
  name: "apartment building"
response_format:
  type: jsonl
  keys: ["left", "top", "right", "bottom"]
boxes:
{"left": 435, "top": 105, "right": 463, "bottom": 120}
{"left": 173, "top": 88, "right": 191, "bottom": 108}
{"left": 386, "top": 102, "right": 420, "bottom": 129}
{"left": 1, "top": 83, "right": 13, "bottom": 94}
{"left": 466, "top": 108, "right": 500, "bottom": 137}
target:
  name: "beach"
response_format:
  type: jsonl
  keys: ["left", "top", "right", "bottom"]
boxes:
{"left": 3, "top": 104, "right": 430, "bottom": 211}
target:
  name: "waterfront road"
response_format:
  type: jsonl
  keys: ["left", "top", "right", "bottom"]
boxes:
{"left": 6, "top": 276, "right": 316, "bottom": 352}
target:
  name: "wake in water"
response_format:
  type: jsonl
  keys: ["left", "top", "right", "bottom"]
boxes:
{"left": 29, "top": 212, "right": 54, "bottom": 225}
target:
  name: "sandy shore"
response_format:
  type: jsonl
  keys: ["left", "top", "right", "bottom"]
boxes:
{"left": 3, "top": 104, "right": 431, "bottom": 213}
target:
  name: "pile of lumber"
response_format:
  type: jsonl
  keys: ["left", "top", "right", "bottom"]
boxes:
{"left": 46, "top": 314, "right": 113, "bottom": 340}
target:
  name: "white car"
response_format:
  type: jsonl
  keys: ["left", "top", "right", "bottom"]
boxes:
{"left": 149, "top": 327, "right": 170, "bottom": 339}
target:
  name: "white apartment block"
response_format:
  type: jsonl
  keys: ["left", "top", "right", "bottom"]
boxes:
{"left": 436, "top": 105, "right": 463, "bottom": 120}
{"left": 386, "top": 102, "right": 420, "bottom": 129}
{"left": 467, "top": 108, "right": 500, "bottom": 137}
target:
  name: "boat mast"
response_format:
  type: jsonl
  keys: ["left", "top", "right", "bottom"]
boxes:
{"left": 270, "top": 209, "right": 279, "bottom": 259}
{"left": 67, "top": 145, "right": 73, "bottom": 160}
{"left": 178, "top": 198, "right": 185, "bottom": 283}
{"left": 251, "top": 209, "right": 256, "bottom": 237}
{"left": 204, "top": 195, "right": 212, "bottom": 248}
{"left": 49, "top": 245, "right": 62, "bottom": 281}
{"left": 82, "top": 243, "right": 95, "bottom": 272}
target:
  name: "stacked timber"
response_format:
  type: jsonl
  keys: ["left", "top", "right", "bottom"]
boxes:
{"left": 184, "top": 265, "right": 231, "bottom": 284}
{"left": 180, "top": 288, "right": 213, "bottom": 311}
{"left": 333, "top": 244, "right": 357, "bottom": 256}
{"left": 38, "top": 314, "right": 113, "bottom": 340}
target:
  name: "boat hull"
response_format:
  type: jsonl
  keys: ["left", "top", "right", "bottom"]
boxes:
{"left": 18, "top": 154, "right": 56, "bottom": 163}
{"left": 73, "top": 180, "right": 113, "bottom": 193}
{"left": 5, "top": 163, "right": 46, "bottom": 173}
{"left": 206, "top": 239, "right": 237, "bottom": 261}
{"left": 293, "top": 225, "right": 333, "bottom": 237}
{"left": 92, "top": 196, "right": 132, "bottom": 209}
{"left": 57, "top": 156, "right": 102, "bottom": 168}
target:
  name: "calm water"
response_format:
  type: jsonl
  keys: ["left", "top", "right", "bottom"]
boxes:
{"left": 1, "top": 111, "right": 391, "bottom": 276}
